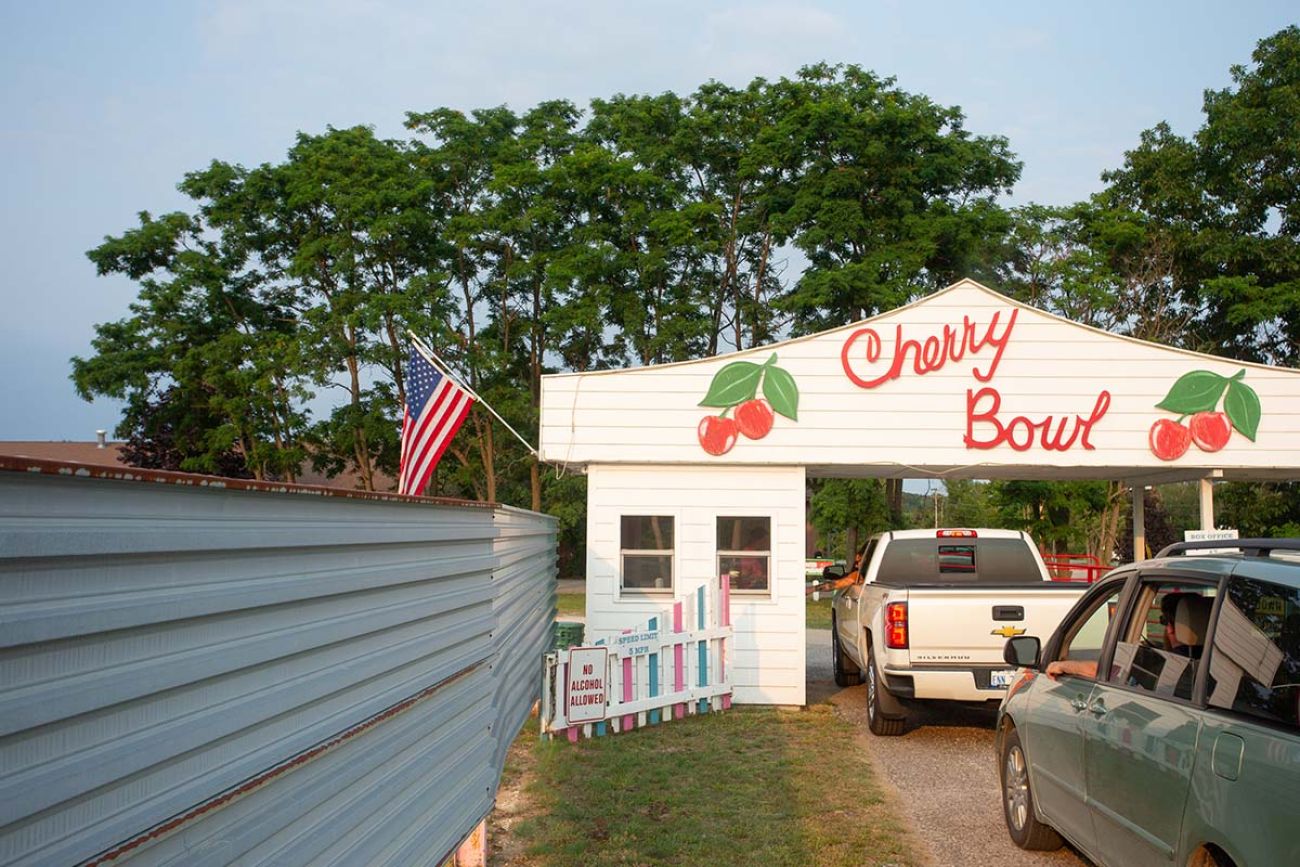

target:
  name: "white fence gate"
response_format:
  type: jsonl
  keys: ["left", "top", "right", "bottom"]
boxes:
{"left": 541, "top": 575, "right": 733, "bottom": 741}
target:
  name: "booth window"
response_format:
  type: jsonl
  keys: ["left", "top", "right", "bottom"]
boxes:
{"left": 621, "top": 516, "right": 674, "bottom": 593}
{"left": 718, "top": 516, "right": 771, "bottom": 594}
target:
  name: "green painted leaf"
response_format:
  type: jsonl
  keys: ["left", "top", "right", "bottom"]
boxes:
{"left": 699, "top": 361, "right": 763, "bottom": 408}
{"left": 1224, "top": 378, "right": 1261, "bottom": 442}
{"left": 1155, "top": 370, "right": 1229, "bottom": 414}
{"left": 763, "top": 365, "right": 799, "bottom": 420}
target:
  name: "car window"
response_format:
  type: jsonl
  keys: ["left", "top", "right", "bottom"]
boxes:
{"left": 1057, "top": 586, "right": 1123, "bottom": 664}
{"left": 1107, "top": 581, "right": 1216, "bottom": 701}
{"left": 1206, "top": 576, "right": 1300, "bottom": 731}
{"left": 855, "top": 538, "right": 878, "bottom": 582}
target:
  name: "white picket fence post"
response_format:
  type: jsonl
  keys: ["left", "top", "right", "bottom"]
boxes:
{"left": 541, "top": 575, "right": 734, "bottom": 741}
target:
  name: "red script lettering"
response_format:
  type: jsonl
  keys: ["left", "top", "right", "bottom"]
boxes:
{"left": 841, "top": 308, "right": 1019, "bottom": 390}
{"left": 964, "top": 387, "right": 1112, "bottom": 452}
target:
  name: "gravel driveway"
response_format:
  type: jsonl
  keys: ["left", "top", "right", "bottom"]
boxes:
{"left": 807, "top": 628, "right": 1092, "bottom": 867}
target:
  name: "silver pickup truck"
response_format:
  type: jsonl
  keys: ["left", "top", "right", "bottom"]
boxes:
{"left": 831, "top": 529, "right": 1089, "bottom": 735}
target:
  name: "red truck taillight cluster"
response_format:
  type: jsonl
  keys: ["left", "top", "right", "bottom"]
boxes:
{"left": 885, "top": 601, "right": 908, "bottom": 649}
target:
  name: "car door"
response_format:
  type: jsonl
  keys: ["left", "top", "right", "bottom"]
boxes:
{"left": 1021, "top": 577, "right": 1126, "bottom": 852}
{"left": 837, "top": 538, "right": 877, "bottom": 662}
{"left": 1082, "top": 576, "right": 1216, "bottom": 867}
{"left": 1183, "top": 570, "right": 1300, "bottom": 867}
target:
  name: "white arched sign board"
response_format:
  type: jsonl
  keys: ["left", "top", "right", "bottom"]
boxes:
{"left": 541, "top": 280, "right": 1300, "bottom": 483}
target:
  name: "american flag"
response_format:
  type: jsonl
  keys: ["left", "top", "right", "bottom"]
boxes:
{"left": 398, "top": 345, "right": 475, "bottom": 496}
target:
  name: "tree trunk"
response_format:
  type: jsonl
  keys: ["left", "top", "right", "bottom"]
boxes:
{"left": 383, "top": 315, "right": 407, "bottom": 409}
{"left": 530, "top": 271, "right": 544, "bottom": 512}
{"left": 346, "top": 352, "right": 375, "bottom": 491}
{"left": 885, "top": 478, "right": 904, "bottom": 525}
{"left": 482, "top": 411, "right": 497, "bottom": 503}
{"left": 530, "top": 458, "right": 541, "bottom": 512}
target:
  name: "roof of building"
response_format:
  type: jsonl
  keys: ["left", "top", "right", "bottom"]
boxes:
{"left": 0, "top": 442, "right": 397, "bottom": 492}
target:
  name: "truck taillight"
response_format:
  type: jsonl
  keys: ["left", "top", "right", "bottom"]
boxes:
{"left": 885, "top": 601, "right": 908, "bottom": 649}
{"left": 937, "top": 529, "right": 977, "bottom": 538}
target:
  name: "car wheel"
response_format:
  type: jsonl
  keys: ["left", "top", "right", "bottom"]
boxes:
{"left": 831, "top": 613, "right": 861, "bottom": 687}
{"left": 866, "top": 645, "right": 905, "bottom": 736}
{"left": 1000, "top": 726, "right": 1063, "bottom": 851}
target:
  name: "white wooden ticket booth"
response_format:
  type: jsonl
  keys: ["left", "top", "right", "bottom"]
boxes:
{"left": 538, "top": 279, "right": 1300, "bottom": 705}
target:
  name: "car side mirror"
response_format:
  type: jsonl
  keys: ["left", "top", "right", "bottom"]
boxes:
{"left": 822, "top": 565, "right": 845, "bottom": 580}
{"left": 1004, "top": 636, "right": 1041, "bottom": 669}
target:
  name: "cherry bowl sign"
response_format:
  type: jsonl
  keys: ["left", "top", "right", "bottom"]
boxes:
{"left": 539, "top": 279, "right": 1300, "bottom": 482}
{"left": 839, "top": 308, "right": 1112, "bottom": 454}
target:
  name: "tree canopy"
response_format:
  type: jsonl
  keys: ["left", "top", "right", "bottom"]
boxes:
{"left": 75, "top": 30, "right": 1300, "bottom": 569}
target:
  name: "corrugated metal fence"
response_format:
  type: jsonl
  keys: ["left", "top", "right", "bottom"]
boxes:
{"left": 0, "top": 461, "right": 556, "bottom": 866}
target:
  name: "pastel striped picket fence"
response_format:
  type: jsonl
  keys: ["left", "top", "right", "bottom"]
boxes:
{"left": 541, "top": 574, "right": 733, "bottom": 741}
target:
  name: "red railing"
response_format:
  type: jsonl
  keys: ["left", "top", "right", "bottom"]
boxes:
{"left": 1041, "top": 553, "right": 1111, "bottom": 583}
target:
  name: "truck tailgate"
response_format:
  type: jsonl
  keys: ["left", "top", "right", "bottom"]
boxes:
{"left": 899, "top": 585, "right": 1086, "bottom": 665}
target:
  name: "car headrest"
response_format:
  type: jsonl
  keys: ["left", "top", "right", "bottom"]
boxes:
{"left": 1174, "top": 595, "right": 1213, "bottom": 646}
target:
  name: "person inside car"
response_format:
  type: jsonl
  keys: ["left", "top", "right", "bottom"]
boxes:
{"left": 808, "top": 543, "right": 868, "bottom": 595}
{"left": 1046, "top": 592, "right": 1212, "bottom": 680}
{"left": 1162, "top": 593, "right": 1211, "bottom": 658}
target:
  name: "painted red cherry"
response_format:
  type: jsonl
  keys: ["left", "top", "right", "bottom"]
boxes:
{"left": 1189, "top": 411, "right": 1232, "bottom": 452}
{"left": 698, "top": 415, "right": 739, "bottom": 455}
{"left": 1149, "top": 419, "right": 1192, "bottom": 461}
{"left": 735, "top": 398, "right": 775, "bottom": 439}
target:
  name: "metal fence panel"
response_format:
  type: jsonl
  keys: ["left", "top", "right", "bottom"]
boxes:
{"left": 490, "top": 506, "right": 559, "bottom": 768}
{"left": 0, "top": 465, "right": 556, "bottom": 866}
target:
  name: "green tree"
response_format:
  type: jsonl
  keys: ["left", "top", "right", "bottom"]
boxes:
{"left": 1216, "top": 482, "right": 1300, "bottom": 537}
{"left": 772, "top": 63, "right": 1020, "bottom": 332}
{"left": 997, "top": 203, "right": 1195, "bottom": 347}
{"left": 407, "top": 107, "right": 527, "bottom": 501}
{"left": 180, "top": 126, "right": 435, "bottom": 489}
{"left": 992, "top": 480, "right": 1121, "bottom": 561}
{"left": 943, "top": 479, "right": 995, "bottom": 527}
{"left": 808, "top": 478, "right": 891, "bottom": 560}
{"left": 1102, "top": 26, "right": 1300, "bottom": 366}
{"left": 676, "top": 79, "right": 787, "bottom": 353}
{"left": 73, "top": 210, "right": 308, "bottom": 480}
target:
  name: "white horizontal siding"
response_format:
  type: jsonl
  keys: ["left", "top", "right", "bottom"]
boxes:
{"left": 541, "top": 280, "right": 1300, "bottom": 477}
{"left": 585, "top": 464, "right": 806, "bottom": 706}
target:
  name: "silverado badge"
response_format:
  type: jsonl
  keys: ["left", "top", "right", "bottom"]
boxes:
{"left": 991, "top": 626, "right": 1026, "bottom": 638}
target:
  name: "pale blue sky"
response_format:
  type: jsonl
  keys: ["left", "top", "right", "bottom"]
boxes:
{"left": 2, "top": 1, "right": 1296, "bottom": 440}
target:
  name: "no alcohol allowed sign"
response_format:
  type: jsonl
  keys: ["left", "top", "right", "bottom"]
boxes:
{"left": 565, "top": 646, "right": 609, "bottom": 724}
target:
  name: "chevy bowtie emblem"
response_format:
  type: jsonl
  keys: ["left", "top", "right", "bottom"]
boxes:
{"left": 991, "top": 626, "right": 1026, "bottom": 638}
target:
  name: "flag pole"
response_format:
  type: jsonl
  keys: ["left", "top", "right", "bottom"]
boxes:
{"left": 405, "top": 330, "right": 539, "bottom": 457}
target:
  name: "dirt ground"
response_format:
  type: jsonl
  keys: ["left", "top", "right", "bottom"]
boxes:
{"left": 807, "top": 628, "right": 1092, "bottom": 867}
{"left": 487, "top": 724, "right": 542, "bottom": 866}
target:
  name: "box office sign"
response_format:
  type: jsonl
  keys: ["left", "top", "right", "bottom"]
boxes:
{"left": 566, "top": 646, "right": 609, "bottom": 724}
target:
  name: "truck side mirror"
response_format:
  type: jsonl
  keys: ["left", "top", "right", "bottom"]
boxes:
{"left": 1003, "top": 636, "right": 1041, "bottom": 669}
{"left": 822, "top": 565, "right": 845, "bottom": 580}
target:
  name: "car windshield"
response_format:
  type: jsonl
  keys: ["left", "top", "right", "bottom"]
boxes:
{"left": 876, "top": 538, "right": 1042, "bottom": 585}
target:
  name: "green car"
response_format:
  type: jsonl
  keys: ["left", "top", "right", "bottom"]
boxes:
{"left": 995, "top": 539, "right": 1300, "bottom": 867}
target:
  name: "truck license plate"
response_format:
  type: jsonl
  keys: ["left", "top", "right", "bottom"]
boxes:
{"left": 990, "top": 669, "right": 1014, "bottom": 689}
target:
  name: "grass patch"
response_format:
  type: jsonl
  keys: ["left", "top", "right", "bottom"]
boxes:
{"left": 807, "top": 596, "right": 834, "bottom": 630}
{"left": 556, "top": 592, "right": 585, "bottom": 619}
{"left": 506, "top": 706, "right": 919, "bottom": 866}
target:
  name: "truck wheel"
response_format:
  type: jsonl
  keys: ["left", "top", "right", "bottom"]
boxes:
{"left": 866, "top": 646, "right": 905, "bottom": 736}
{"left": 1000, "top": 726, "right": 1063, "bottom": 851}
{"left": 831, "top": 613, "right": 861, "bottom": 687}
